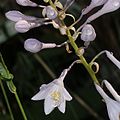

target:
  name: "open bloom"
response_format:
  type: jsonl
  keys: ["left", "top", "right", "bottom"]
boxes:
{"left": 31, "top": 68, "right": 72, "bottom": 115}
{"left": 95, "top": 80, "right": 120, "bottom": 120}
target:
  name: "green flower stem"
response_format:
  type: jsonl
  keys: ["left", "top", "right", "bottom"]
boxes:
{"left": 14, "top": 92, "right": 28, "bottom": 120}
{"left": 66, "top": 29, "right": 99, "bottom": 84}
{"left": 0, "top": 80, "right": 14, "bottom": 120}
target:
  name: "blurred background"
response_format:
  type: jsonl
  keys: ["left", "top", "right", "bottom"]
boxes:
{"left": 0, "top": 0, "right": 120, "bottom": 120}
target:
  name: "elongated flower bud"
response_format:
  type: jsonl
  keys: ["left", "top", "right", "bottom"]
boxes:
{"left": 16, "top": 0, "right": 38, "bottom": 7}
{"left": 82, "top": 0, "right": 107, "bottom": 15}
{"left": 46, "top": 6, "right": 58, "bottom": 19}
{"left": 87, "top": 0, "right": 120, "bottom": 22}
{"left": 5, "top": 11, "right": 37, "bottom": 22}
{"left": 15, "top": 20, "right": 31, "bottom": 33}
{"left": 24, "top": 38, "right": 57, "bottom": 53}
{"left": 81, "top": 24, "right": 96, "bottom": 42}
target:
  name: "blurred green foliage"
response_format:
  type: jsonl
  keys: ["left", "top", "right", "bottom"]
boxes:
{"left": 0, "top": 0, "right": 120, "bottom": 120}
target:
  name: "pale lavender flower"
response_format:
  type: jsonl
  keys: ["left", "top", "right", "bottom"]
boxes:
{"left": 31, "top": 67, "right": 73, "bottom": 115}
{"left": 82, "top": 0, "right": 108, "bottom": 15}
{"left": 95, "top": 82, "right": 120, "bottom": 120}
{"left": 87, "top": 0, "right": 120, "bottom": 23}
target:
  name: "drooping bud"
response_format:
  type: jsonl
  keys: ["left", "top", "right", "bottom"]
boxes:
{"left": 16, "top": 0, "right": 38, "bottom": 7}
{"left": 87, "top": 0, "right": 120, "bottom": 23}
{"left": 24, "top": 38, "right": 57, "bottom": 53}
{"left": 82, "top": 0, "right": 108, "bottom": 15}
{"left": 45, "top": 6, "right": 58, "bottom": 19}
{"left": 81, "top": 24, "right": 96, "bottom": 42}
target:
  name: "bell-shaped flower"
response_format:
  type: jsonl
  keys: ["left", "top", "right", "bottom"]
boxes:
{"left": 24, "top": 38, "right": 57, "bottom": 53}
{"left": 95, "top": 82, "right": 120, "bottom": 120}
{"left": 31, "top": 67, "right": 73, "bottom": 115}
{"left": 16, "top": 0, "right": 38, "bottom": 7}
{"left": 82, "top": 0, "right": 108, "bottom": 15}
{"left": 81, "top": 24, "right": 96, "bottom": 42}
{"left": 87, "top": 0, "right": 120, "bottom": 23}
{"left": 42, "top": 6, "right": 58, "bottom": 20}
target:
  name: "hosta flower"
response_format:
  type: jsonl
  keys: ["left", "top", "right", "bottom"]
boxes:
{"left": 31, "top": 68, "right": 72, "bottom": 115}
{"left": 95, "top": 81, "right": 120, "bottom": 120}
{"left": 82, "top": 0, "right": 107, "bottom": 15}
{"left": 87, "top": 0, "right": 120, "bottom": 23}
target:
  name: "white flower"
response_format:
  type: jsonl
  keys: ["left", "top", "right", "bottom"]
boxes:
{"left": 31, "top": 69, "right": 72, "bottom": 115}
{"left": 95, "top": 81, "right": 120, "bottom": 120}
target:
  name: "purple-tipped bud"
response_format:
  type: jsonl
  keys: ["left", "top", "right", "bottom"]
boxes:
{"left": 24, "top": 38, "right": 42, "bottom": 53}
{"left": 16, "top": 0, "right": 38, "bottom": 7}
{"left": 24, "top": 38, "right": 57, "bottom": 53}
{"left": 46, "top": 6, "right": 58, "bottom": 19}
{"left": 15, "top": 20, "right": 31, "bottom": 33}
{"left": 81, "top": 24, "right": 96, "bottom": 42}
{"left": 5, "top": 10, "right": 37, "bottom": 22}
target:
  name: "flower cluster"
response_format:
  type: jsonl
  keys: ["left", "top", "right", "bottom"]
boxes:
{"left": 5, "top": 0, "right": 120, "bottom": 119}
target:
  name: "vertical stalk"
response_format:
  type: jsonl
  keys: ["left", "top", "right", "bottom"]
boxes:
{"left": 14, "top": 92, "right": 28, "bottom": 120}
{"left": 0, "top": 80, "right": 14, "bottom": 120}
{"left": 66, "top": 29, "right": 99, "bottom": 84}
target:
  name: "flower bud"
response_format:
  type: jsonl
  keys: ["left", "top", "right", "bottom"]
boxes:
{"left": 16, "top": 0, "right": 38, "bottom": 7}
{"left": 15, "top": 20, "right": 31, "bottom": 33}
{"left": 87, "top": 0, "right": 120, "bottom": 22}
{"left": 5, "top": 10, "right": 37, "bottom": 22}
{"left": 82, "top": 0, "right": 107, "bottom": 15}
{"left": 5, "top": 11, "right": 23, "bottom": 22}
{"left": 24, "top": 38, "right": 57, "bottom": 53}
{"left": 46, "top": 6, "right": 58, "bottom": 19}
{"left": 81, "top": 24, "right": 96, "bottom": 42}
{"left": 24, "top": 39, "right": 42, "bottom": 53}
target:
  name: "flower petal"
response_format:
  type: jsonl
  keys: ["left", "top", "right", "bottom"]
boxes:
{"left": 103, "top": 80, "right": 120, "bottom": 102}
{"left": 63, "top": 88, "right": 72, "bottom": 101}
{"left": 44, "top": 96, "right": 55, "bottom": 115}
{"left": 105, "top": 51, "right": 120, "bottom": 69}
{"left": 58, "top": 100, "right": 66, "bottom": 113}
{"left": 31, "top": 90, "right": 47, "bottom": 100}
{"left": 94, "top": 83, "right": 109, "bottom": 100}
{"left": 106, "top": 98, "right": 120, "bottom": 120}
